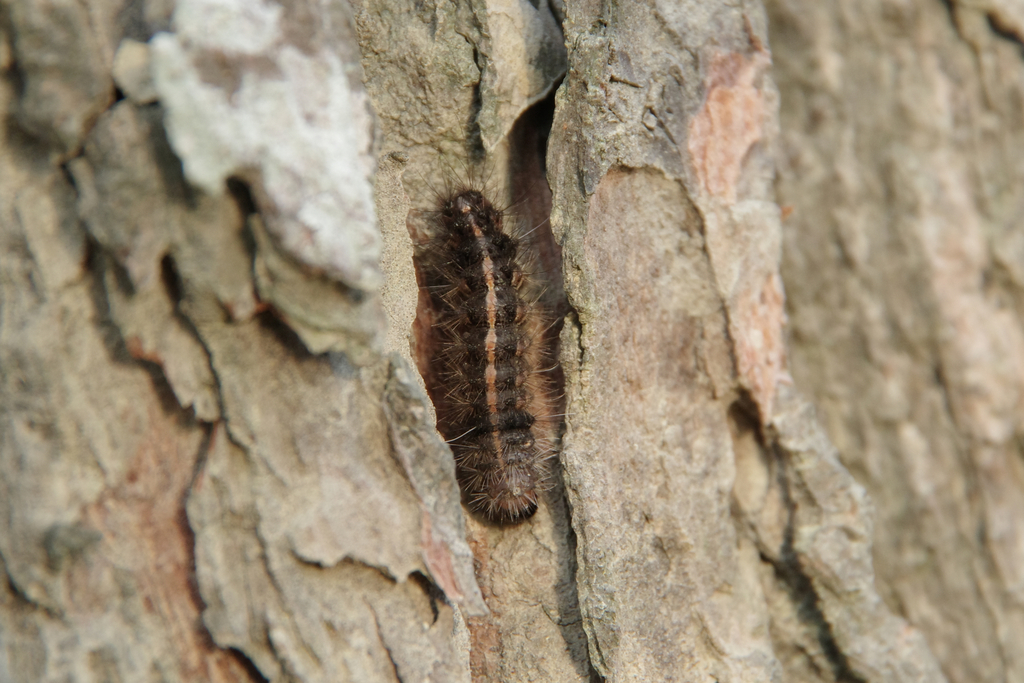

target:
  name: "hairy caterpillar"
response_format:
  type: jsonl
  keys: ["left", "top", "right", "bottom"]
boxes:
{"left": 416, "top": 180, "right": 554, "bottom": 524}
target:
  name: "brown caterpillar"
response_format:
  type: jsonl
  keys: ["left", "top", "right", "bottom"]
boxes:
{"left": 416, "top": 182, "right": 553, "bottom": 524}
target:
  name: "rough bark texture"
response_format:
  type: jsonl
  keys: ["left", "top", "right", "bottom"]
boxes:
{"left": 0, "top": 0, "right": 1021, "bottom": 682}
{"left": 769, "top": 1, "right": 1024, "bottom": 681}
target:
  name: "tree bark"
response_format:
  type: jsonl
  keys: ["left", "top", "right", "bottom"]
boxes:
{"left": 0, "top": 0, "right": 1021, "bottom": 682}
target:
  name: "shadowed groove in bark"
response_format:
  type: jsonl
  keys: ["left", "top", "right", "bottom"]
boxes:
{"left": 985, "top": 13, "right": 1024, "bottom": 50}
{"left": 226, "top": 176, "right": 259, "bottom": 218}
{"left": 511, "top": 91, "right": 603, "bottom": 682}
{"left": 85, "top": 245, "right": 190, "bottom": 415}
{"left": 553, "top": 485, "right": 607, "bottom": 683}
{"left": 940, "top": 0, "right": 1024, "bottom": 53}
{"left": 161, "top": 253, "right": 183, "bottom": 306}
{"left": 185, "top": 425, "right": 269, "bottom": 682}
{"left": 768, "top": 441, "right": 868, "bottom": 683}
{"left": 466, "top": 45, "right": 486, "bottom": 163}
{"left": 369, "top": 604, "right": 406, "bottom": 683}
{"left": 410, "top": 571, "right": 444, "bottom": 625}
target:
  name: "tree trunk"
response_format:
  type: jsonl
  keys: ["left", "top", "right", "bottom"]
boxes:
{"left": 0, "top": 0, "right": 1021, "bottom": 681}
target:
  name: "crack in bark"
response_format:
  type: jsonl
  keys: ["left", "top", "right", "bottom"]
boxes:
{"left": 768, "top": 442, "right": 867, "bottom": 683}
{"left": 183, "top": 430, "right": 270, "bottom": 683}
{"left": 986, "top": 12, "right": 1024, "bottom": 49}
{"left": 0, "top": 552, "right": 61, "bottom": 619}
{"left": 368, "top": 601, "right": 406, "bottom": 683}
{"left": 465, "top": 44, "right": 486, "bottom": 161}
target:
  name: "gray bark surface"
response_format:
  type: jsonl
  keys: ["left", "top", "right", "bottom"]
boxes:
{"left": 0, "top": 0, "right": 1020, "bottom": 682}
{"left": 769, "top": 1, "right": 1024, "bottom": 681}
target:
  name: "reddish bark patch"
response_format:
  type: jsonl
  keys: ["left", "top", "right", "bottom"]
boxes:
{"left": 77, "top": 410, "right": 256, "bottom": 682}
{"left": 688, "top": 50, "right": 771, "bottom": 203}
{"left": 125, "top": 335, "right": 164, "bottom": 365}
{"left": 420, "top": 511, "right": 465, "bottom": 604}
{"left": 732, "top": 271, "right": 788, "bottom": 422}
{"left": 465, "top": 530, "right": 503, "bottom": 681}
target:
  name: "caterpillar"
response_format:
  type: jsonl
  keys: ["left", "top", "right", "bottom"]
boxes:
{"left": 416, "top": 180, "right": 554, "bottom": 524}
